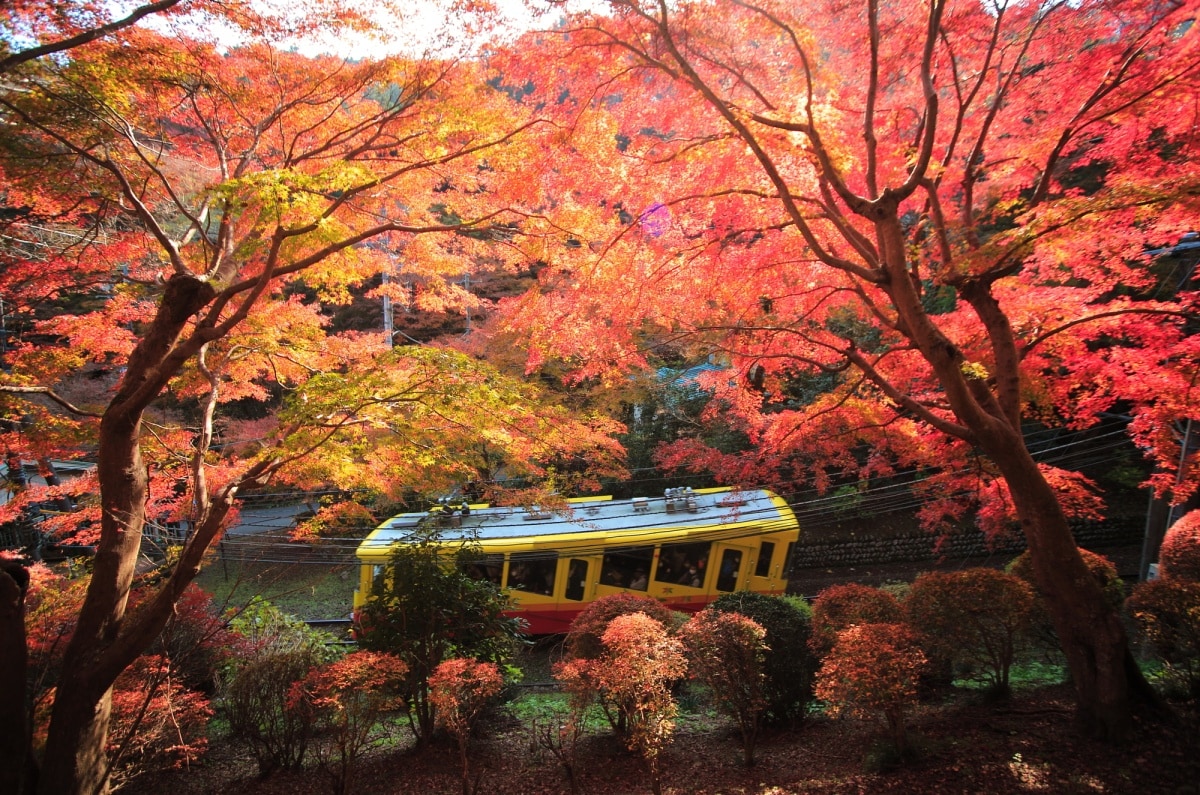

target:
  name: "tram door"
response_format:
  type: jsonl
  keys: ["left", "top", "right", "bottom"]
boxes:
{"left": 561, "top": 555, "right": 601, "bottom": 604}
{"left": 711, "top": 544, "right": 753, "bottom": 594}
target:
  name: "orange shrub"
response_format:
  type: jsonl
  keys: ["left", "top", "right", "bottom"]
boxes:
{"left": 430, "top": 657, "right": 503, "bottom": 795}
{"left": 679, "top": 609, "right": 767, "bottom": 766}
{"left": 815, "top": 623, "right": 927, "bottom": 756}
{"left": 1007, "top": 548, "right": 1123, "bottom": 657}
{"left": 1128, "top": 578, "right": 1200, "bottom": 698}
{"left": 1160, "top": 510, "right": 1200, "bottom": 582}
{"left": 290, "top": 651, "right": 408, "bottom": 795}
{"left": 904, "top": 568, "right": 1033, "bottom": 694}
{"left": 810, "top": 583, "right": 902, "bottom": 656}
{"left": 565, "top": 592, "right": 682, "bottom": 661}
{"left": 555, "top": 612, "right": 686, "bottom": 795}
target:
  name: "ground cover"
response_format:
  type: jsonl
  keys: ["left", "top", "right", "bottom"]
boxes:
{"left": 195, "top": 559, "right": 358, "bottom": 622}
{"left": 139, "top": 668, "right": 1198, "bottom": 795}
{"left": 161, "top": 547, "right": 1199, "bottom": 795}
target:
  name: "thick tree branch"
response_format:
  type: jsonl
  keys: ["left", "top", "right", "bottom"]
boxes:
{"left": 0, "top": 385, "right": 103, "bottom": 418}
{"left": 1023, "top": 308, "right": 1194, "bottom": 357}
{"left": 0, "top": 0, "right": 186, "bottom": 74}
{"left": 844, "top": 346, "right": 973, "bottom": 441}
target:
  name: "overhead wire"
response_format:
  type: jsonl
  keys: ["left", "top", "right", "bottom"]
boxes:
{"left": 209, "top": 412, "right": 1142, "bottom": 566}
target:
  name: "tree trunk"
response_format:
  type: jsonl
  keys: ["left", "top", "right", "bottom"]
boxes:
{"left": 876, "top": 211, "right": 1151, "bottom": 739}
{"left": 985, "top": 433, "right": 1144, "bottom": 740}
{"left": 1, "top": 563, "right": 32, "bottom": 795}
{"left": 38, "top": 274, "right": 217, "bottom": 795}
{"left": 38, "top": 411, "right": 147, "bottom": 795}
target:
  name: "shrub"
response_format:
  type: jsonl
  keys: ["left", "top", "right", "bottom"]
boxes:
{"left": 224, "top": 649, "right": 324, "bottom": 776}
{"left": 564, "top": 592, "right": 683, "bottom": 662}
{"left": 815, "top": 623, "right": 927, "bottom": 757}
{"left": 1128, "top": 578, "right": 1200, "bottom": 698}
{"left": 555, "top": 613, "right": 686, "bottom": 795}
{"left": 225, "top": 597, "right": 341, "bottom": 666}
{"left": 357, "top": 533, "right": 522, "bottom": 743}
{"left": 1159, "top": 510, "right": 1200, "bottom": 582}
{"left": 290, "top": 650, "right": 409, "bottom": 795}
{"left": 709, "top": 591, "right": 818, "bottom": 727}
{"left": 1007, "top": 547, "right": 1124, "bottom": 609}
{"left": 429, "top": 658, "right": 504, "bottom": 795}
{"left": 24, "top": 572, "right": 216, "bottom": 788}
{"left": 25, "top": 571, "right": 88, "bottom": 703}
{"left": 1007, "top": 548, "right": 1123, "bottom": 659}
{"left": 810, "top": 583, "right": 903, "bottom": 657}
{"left": 904, "top": 568, "right": 1034, "bottom": 696}
{"left": 147, "top": 584, "right": 238, "bottom": 694}
{"left": 107, "top": 655, "right": 213, "bottom": 790}
{"left": 679, "top": 609, "right": 767, "bottom": 766}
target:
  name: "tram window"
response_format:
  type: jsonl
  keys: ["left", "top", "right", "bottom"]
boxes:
{"left": 507, "top": 553, "right": 557, "bottom": 596}
{"left": 564, "top": 559, "right": 588, "bottom": 601}
{"left": 715, "top": 549, "right": 743, "bottom": 592}
{"left": 755, "top": 541, "right": 775, "bottom": 578}
{"left": 654, "top": 541, "right": 711, "bottom": 588}
{"left": 783, "top": 542, "right": 795, "bottom": 577}
{"left": 461, "top": 555, "right": 502, "bottom": 585}
{"left": 600, "top": 546, "right": 654, "bottom": 591}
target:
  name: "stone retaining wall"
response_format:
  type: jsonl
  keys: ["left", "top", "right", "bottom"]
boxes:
{"left": 790, "top": 518, "right": 1143, "bottom": 569}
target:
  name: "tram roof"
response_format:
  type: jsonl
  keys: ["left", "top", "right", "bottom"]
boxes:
{"left": 357, "top": 487, "right": 792, "bottom": 556}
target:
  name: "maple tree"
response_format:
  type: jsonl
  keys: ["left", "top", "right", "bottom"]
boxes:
{"left": 0, "top": 6, "right": 618, "bottom": 792}
{"left": 428, "top": 657, "right": 504, "bottom": 795}
{"left": 493, "top": 0, "right": 1200, "bottom": 737}
{"left": 0, "top": 0, "right": 189, "bottom": 74}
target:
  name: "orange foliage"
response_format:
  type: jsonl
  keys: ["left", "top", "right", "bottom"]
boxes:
{"left": 1159, "top": 510, "right": 1200, "bottom": 582}
{"left": 815, "top": 623, "right": 927, "bottom": 754}
{"left": 810, "top": 583, "right": 903, "bottom": 657}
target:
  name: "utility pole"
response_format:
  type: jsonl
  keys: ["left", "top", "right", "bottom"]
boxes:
{"left": 1141, "top": 418, "right": 1197, "bottom": 580}
{"left": 383, "top": 267, "right": 394, "bottom": 349}
{"left": 462, "top": 272, "right": 471, "bottom": 334}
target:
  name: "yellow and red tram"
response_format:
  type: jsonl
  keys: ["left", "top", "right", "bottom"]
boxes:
{"left": 354, "top": 486, "right": 800, "bottom": 634}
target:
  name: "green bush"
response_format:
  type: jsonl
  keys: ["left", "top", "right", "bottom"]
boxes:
{"left": 904, "top": 568, "right": 1034, "bottom": 696}
{"left": 810, "top": 583, "right": 902, "bottom": 657}
{"left": 357, "top": 534, "right": 523, "bottom": 743}
{"left": 710, "top": 591, "right": 818, "bottom": 727}
{"left": 225, "top": 597, "right": 341, "bottom": 669}
{"left": 1128, "top": 578, "right": 1200, "bottom": 699}
{"left": 224, "top": 650, "right": 323, "bottom": 776}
